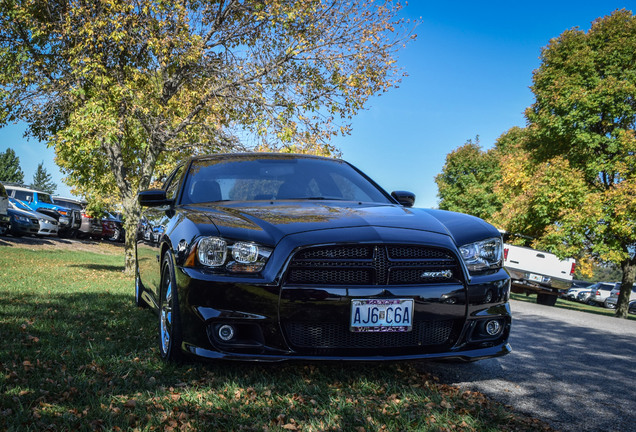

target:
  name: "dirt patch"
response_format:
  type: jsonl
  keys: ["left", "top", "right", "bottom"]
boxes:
{"left": 0, "top": 234, "right": 125, "bottom": 255}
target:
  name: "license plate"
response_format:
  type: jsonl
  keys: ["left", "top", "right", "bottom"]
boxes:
{"left": 529, "top": 273, "right": 543, "bottom": 282}
{"left": 350, "top": 299, "right": 413, "bottom": 332}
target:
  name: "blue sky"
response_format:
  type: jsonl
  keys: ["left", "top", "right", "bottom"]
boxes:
{"left": 1, "top": 1, "right": 634, "bottom": 204}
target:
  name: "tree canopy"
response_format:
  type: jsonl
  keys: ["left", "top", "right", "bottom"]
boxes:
{"left": 435, "top": 137, "right": 501, "bottom": 221}
{"left": 524, "top": 9, "right": 636, "bottom": 317}
{"left": 0, "top": 148, "right": 24, "bottom": 183}
{"left": 0, "top": 0, "right": 414, "bottom": 271}
{"left": 437, "top": 10, "right": 636, "bottom": 317}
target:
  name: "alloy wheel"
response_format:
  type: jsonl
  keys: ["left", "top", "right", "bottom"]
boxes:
{"left": 160, "top": 275, "right": 173, "bottom": 356}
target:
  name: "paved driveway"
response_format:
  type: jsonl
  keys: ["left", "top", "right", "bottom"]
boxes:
{"left": 423, "top": 299, "right": 636, "bottom": 432}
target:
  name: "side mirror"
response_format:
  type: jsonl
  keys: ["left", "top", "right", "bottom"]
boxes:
{"left": 138, "top": 189, "right": 172, "bottom": 207}
{"left": 26, "top": 196, "right": 33, "bottom": 203}
{"left": 391, "top": 191, "right": 415, "bottom": 208}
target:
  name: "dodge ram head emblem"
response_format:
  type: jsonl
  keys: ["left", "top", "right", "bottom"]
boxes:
{"left": 420, "top": 270, "right": 453, "bottom": 279}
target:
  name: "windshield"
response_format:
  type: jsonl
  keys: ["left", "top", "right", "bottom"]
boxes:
{"left": 181, "top": 156, "right": 392, "bottom": 205}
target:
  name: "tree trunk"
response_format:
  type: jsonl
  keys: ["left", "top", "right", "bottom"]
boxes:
{"left": 121, "top": 193, "right": 141, "bottom": 276}
{"left": 616, "top": 257, "right": 636, "bottom": 318}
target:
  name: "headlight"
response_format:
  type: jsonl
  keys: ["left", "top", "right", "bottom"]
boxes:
{"left": 198, "top": 237, "right": 227, "bottom": 266}
{"left": 15, "top": 215, "right": 29, "bottom": 222}
{"left": 193, "top": 236, "right": 272, "bottom": 273}
{"left": 459, "top": 237, "right": 503, "bottom": 274}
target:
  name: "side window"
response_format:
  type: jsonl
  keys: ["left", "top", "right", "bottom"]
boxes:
{"left": 14, "top": 190, "right": 33, "bottom": 202}
{"left": 165, "top": 166, "right": 185, "bottom": 201}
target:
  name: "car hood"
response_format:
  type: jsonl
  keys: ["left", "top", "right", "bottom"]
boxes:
{"left": 8, "top": 207, "right": 38, "bottom": 219}
{"left": 181, "top": 201, "right": 499, "bottom": 247}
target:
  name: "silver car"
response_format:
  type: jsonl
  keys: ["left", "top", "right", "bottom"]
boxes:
{"left": 604, "top": 284, "right": 636, "bottom": 309}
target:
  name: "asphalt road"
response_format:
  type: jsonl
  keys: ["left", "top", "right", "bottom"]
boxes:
{"left": 422, "top": 299, "right": 636, "bottom": 432}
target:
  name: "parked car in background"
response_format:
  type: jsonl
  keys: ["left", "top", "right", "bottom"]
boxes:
{"left": 587, "top": 282, "right": 618, "bottom": 306}
{"left": 52, "top": 196, "right": 103, "bottom": 239}
{"left": 577, "top": 290, "right": 594, "bottom": 303}
{"left": 0, "top": 183, "right": 9, "bottom": 235}
{"left": 6, "top": 199, "right": 40, "bottom": 237}
{"left": 105, "top": 212, "right": 125, "bottom": 242}
{"left": 604, "top": 284, "right": 636, "bottom": 309}
{"left": 9, "top": 198, "right": 58, "bottom": 236}
{"left": 101, "top": 218, "right": 116, "bottom": 240}
{"left": 3, "top": 185, "right": 80, "bottom": 236}
{"left": 503, "top": 236, "right": 576, "bottom": 306}
{"left": 629, "top": 300, "right": 636, "bottom": 315}
{"left": 564, "top": 284, "right": 594, "bottom": 301}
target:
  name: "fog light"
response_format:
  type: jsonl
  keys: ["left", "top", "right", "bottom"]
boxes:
{"left": 485, "top": 320, "right": 501, "bottom": 336}
{"left": 218, "top": 324, "right": 235, "bottom": 341}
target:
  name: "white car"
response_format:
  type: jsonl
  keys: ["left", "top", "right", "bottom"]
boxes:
{"left": 564, "top": 285, "right": 593, "bottom": 301}
{"left": 604, "top": 284, "right": 636, "bottom": 309}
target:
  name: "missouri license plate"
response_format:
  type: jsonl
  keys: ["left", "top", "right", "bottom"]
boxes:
{"left": 529, "top": 273, "right": 543, "bottom": 282}
{"left": 350, "top": 299, "right": 413, "bottom": 332}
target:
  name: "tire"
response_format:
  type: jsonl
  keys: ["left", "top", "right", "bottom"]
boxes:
{"left": 135, "top": 266, "right": 148, "bottom": 308}
{"left": 9, "top": 223, "right": 23, "bottom": 237}
{"left": 158, "top": 252, "right": 183, "bottom": 362}
{"left": 537, "top": 293, "right": 557, "bottom": 306}
{"left": 605, "top": 301, "right": 616, "bottom": 310}
{"left": 110, "top": 228, "right": 120, "bottom": 242}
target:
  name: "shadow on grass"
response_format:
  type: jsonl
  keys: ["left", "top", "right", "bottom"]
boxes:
{"left": 511, "top": 293, "right": 635, "bottom": 320}
{"left": 0, "top": 289, "right": 548, "bottom": 431}
{"left": 68, "top": 263, "right": 125, "bottom": 272}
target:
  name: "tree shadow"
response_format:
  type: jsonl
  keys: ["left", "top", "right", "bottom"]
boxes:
{"left": 68, "top": 263, "right": 125, "bottom": 272}
{"left": 0, "top": 290, "right": 545, "bottom": 431}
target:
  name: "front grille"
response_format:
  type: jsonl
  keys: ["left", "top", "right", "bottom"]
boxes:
{"left": 285, "top": 244, "right": 462, "bottom": 285}
{"left": 285, "top": 320, "right": 454, "bottom": 351}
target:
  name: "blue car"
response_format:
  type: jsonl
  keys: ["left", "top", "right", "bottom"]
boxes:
{"left": 3, "top": 184, "right": 81, "bottom": 236}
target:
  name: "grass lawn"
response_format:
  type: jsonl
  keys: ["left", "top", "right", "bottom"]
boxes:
{"left": 0, "top": 243, "right": 553, "bottom": 431}
{"left": 510, "top": 293, "right": 636, "bottom": 320}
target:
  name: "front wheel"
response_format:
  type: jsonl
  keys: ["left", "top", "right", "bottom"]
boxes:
{"left": 159, "top": 252, "right": 183, "bottom": 362}
{"left": 9, "top": 223, "right": 22, "bottom": 237}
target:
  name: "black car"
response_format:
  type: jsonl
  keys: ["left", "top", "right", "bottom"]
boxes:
{"left": 136, "top": 153, "right": 511, "bottom": 363}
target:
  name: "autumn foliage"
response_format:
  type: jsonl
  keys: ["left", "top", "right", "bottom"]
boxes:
{"left": 0, "top": 0, "right": 415, "bottom": 272}
{"left": 437, "top": 10, "right": 636, "bottom": 318}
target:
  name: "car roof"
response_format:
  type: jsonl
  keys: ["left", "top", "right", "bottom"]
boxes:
{"left": 190, "top": 152, "right": 338, "bottom": 163}
{"left": 53, "top": 196, "right": 87, "bottom": 204}
{"left": 1, "top": 183, "right": 49, "bottom": 194}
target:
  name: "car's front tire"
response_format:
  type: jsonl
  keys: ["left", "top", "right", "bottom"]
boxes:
{"left": 159, "top": 251, "right": 183, "bottom": 362}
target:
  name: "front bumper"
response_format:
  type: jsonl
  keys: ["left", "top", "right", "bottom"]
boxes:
{"left": 11, "top": 218, "right": 39, "bottom": 235}
{"left": 176, "top": 267, "right": 512, "bottom": 362}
